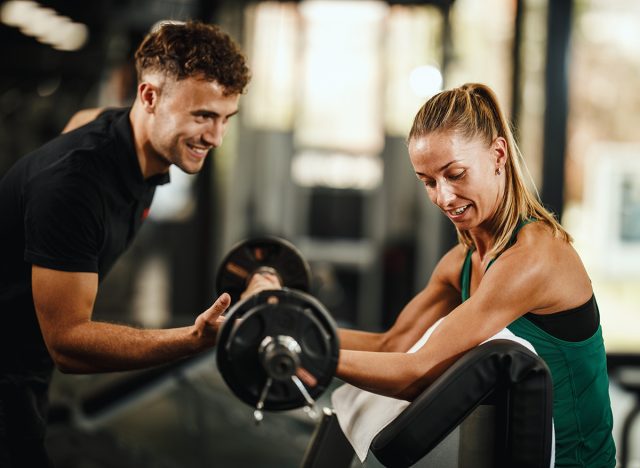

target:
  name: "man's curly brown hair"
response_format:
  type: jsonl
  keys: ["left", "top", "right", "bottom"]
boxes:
{"left": 134, "top": 20, "right": 250, "bottom": 96}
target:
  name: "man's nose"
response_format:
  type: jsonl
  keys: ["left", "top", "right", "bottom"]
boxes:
{"left": 203, "top": 120, "right": 225, "bottom": 148}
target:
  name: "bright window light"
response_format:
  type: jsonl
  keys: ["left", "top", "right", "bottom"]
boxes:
{"left": 47, "top": 22, "right": 88, "bottom": 51}
{"left": 0, "top": 0, "right": 37, "bottom": 27}
{"left": 409, "top": 65, "right": 443, "bottom": 98}
{"left": 0, "top": 0, "right": 88, "bottom": 51}
{"left": 384, "top": 5, "right": 443, "bottom": 137}
{"left": 291, "top": 151, "right": 383, "bottom": 190}
{"left": 244, "top": 2, "right": 298, "bottom": 131}
{"left": 295, "top": 0, "right": 388, "bottom": 153}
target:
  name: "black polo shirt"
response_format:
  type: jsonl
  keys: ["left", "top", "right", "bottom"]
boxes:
{"left": 0, "top": 108, "right": 168, "bottom": 454}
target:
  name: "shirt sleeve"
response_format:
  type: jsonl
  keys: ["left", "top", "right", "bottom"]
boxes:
{"left": 23, "top": 165, "right": 105, "bottom": 273}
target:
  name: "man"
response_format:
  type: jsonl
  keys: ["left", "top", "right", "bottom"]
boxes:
{"left": 0, "top": 20, "right": 250, "bottom": 466}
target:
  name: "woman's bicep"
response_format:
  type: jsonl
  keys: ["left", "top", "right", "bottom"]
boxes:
{"left": 382, "top": 250, "right": 463, "bottom": 352}
{"left": 383, "top": 283, "right": 459, "bottom": 352}
{"left": 410, "top": 253, "right": 549, "bottom": 382}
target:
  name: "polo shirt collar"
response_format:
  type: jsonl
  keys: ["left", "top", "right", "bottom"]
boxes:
{"left": 112, "top": 108, "right": 170, "bottom": 198}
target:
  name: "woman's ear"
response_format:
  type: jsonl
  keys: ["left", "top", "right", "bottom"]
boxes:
{"left": 493, "top": 136, "right": 508, "bottom": 172}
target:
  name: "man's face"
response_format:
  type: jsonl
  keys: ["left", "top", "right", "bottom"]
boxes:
{"left": 147, "top": 76, "right": 240, "bottom": 175}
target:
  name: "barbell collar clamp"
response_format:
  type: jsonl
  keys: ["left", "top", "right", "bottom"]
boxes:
{"left": 259, "top": 335, "right": 302, "bottom": 381}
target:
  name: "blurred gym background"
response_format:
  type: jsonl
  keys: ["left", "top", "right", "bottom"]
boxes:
{"left": 1, "top": 0, "right": 639, "bottom": 466}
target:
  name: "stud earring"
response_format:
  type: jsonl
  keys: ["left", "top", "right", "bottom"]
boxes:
{"left": 496, "top": 168, "right": 502, "bottom": 176}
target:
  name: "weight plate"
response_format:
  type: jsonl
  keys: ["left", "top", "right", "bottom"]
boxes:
{"left": 216, "top": 289, "right": 339, "bottom": 411}
{"left": 216, "top": 237, "right": 311, "bottom": 305}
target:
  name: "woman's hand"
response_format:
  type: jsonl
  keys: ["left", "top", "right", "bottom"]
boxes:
{"left": 240, "top": 270, "right": 282, "bottom": 300}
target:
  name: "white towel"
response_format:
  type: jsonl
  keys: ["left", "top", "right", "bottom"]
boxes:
{"left": 331, "top": 319, "right": 554, "bottom": 465}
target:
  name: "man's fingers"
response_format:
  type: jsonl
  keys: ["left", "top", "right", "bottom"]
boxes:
{"left": 210, "top": 292, "right": 231, "bottom": 317}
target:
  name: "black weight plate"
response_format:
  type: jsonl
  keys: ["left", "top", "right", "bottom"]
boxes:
{"left": 218, "top": 292, "right": 336, "bottom": 410}
{"left": 216, "top": 289, "right": 339, "bottom": 411}
{"left": 216, "top": 237, "right": 311, "bottom": 305}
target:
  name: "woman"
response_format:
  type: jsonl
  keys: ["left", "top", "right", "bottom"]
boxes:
{"left": 335, "top": 83, "right": 616, "bottom": 467}
{"left": 246, "top": 83, "right": 615, "bottom": 466}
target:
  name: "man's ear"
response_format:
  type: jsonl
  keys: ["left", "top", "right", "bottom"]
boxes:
{"left": 137, "top": 81, "right": 160, "bottom": 113}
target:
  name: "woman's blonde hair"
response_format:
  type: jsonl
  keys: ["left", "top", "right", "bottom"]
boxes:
{"left": 408, "top": 83, "right": 571, "bottom": 259}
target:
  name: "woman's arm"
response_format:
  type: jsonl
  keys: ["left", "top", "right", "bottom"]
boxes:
{"left": 62, "top": 108, "right": 105, "bottom": 133}
{"left": 336, "top": 238, "right": 554, "bottom": 400}
{"left": 339, "top": 245, "right": 463, "bottom": 353}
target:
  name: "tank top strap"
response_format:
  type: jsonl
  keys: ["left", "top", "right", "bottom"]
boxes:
{"left": 485, "top": 217, "right": 537, "bottom": 271}
{"left": 460, "top": 248, "right": 473, "bottom": 302}
{"left": 460, "top": 218, "right": 538, "bottom": 302}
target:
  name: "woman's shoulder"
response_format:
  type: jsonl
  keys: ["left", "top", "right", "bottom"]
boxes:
{"left": 515, "top": 220, "right": 571, "bottom": 253}
{"left": 501, "top": 220, "right": 585, "bottom": 288}
{"left": 506, "top": 221, "right": 592, "bottom": 312}
{"left": 433, "top": 243, "right": 468, "bottom": 283}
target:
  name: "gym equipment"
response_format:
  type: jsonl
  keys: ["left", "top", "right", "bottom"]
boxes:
{"left": 215, "top": 237, "right": 339, "bottom": 422}
{"left": 215, "top": 238, "right": 555, "bottom": 466}
{"left": 608, "top": 355, "right": 640, "bottom": 468}
{"left": 216, "top": 236, "right": 311, "bottom": 305}
{"left": 303, "top": 339, "right": 554, "bottom": 468}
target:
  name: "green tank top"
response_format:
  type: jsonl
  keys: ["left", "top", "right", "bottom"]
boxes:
{"left": 460, "top": 220, "right": 616, "bottom": 467}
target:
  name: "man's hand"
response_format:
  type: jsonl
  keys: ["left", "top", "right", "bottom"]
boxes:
{"left": 240, "top": 271, "right": 282, "bottom": 301}
{"left": 193, "top": 293, "right": 231, "bottom": 343}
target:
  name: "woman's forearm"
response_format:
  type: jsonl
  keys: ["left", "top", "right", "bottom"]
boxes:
{"left": 336, "top": 349, "right": 426, "bottom": 399}
{"left": 337, "top": 341, "right": 466, "bottom": 400}
{"left": 338, "top": 328, "right": 386, "bottom": 351}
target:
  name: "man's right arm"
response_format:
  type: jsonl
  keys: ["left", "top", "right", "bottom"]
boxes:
{"left": 32, "top": 265, "right": 229, "bottom": 374}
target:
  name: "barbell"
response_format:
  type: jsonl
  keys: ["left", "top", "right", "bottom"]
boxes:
{"left": 215, "top": 237, "right": 340, "bottom": 422}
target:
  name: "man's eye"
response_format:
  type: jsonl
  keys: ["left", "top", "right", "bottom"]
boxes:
{"left": 449, "top": 171, "right": 465, "bottom": 180}
{"left": 423, "top": 180, "right": 436, "bottom": 188}
{"left": 195, "top": 114, "right": 213, "bottom": 122}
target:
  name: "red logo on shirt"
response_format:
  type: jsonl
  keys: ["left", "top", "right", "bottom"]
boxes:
{"left": 141, "top": 208, "right": 150, "bottom": 221}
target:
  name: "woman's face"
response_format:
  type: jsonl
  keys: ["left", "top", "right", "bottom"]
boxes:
{"left": 408, "top": 130, "right": 507, "bottom": 231}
